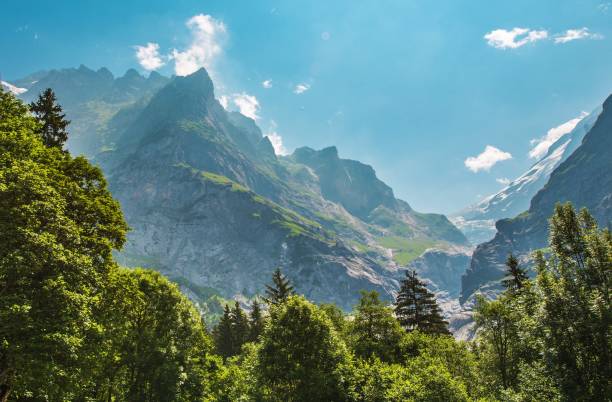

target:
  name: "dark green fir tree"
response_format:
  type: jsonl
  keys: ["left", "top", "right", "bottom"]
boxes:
{"left": 248, "top": 299, "right": 265, "bottom": 342}
{"left": 394, "top": 270, "right": 449, "bottom": 335}
{"left": 29, "top": 88, "right": 70, "bottom": 148}
{"left": 264, "top": 268, "right": 295, "bottom": 306}
{"left": 502, "top": 254, "right": 529, "bottom": 293}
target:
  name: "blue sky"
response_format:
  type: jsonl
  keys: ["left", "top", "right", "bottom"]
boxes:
{"left": 2, "top": 0, "right": 611, "bottom": 213}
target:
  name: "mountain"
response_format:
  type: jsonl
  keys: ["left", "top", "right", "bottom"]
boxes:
{"left": 16, "top": 65, "right": 468, "bottom": 312}
{"left": 452, "top": 108, "right": 602, "bottom": 245}
{"left": 461, "top": 94, "right": 612, "bottom": 304}
{"left": 17, "top": 65, "right": 169, "bottom": 156}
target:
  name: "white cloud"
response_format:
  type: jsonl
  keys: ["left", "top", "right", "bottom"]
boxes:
{"left": 321, "top": 31, "right": 331, "bottom": 41}
{"left": 262, "top": 79, "right": 273, "bottom": 89}
{"left": 528, "top": 112, "right": 588, "bottom": 159}
{"left": 484, "top": 28, "right": 548, "bottom": 49}
{"left": 465, "top": 145, "right": 513, "bottom": 172}
{"left": 266, "top": 121, "right": 288, "bottom": 155}
{"left": 218, "top": 93, "right": 260, "bottom": 120}
{"left": 232, "top": 93, "right": 260, "bottom": 120}
{"left": 293, "top": 83, "right": 310, "bottom": 94}
{"left": 496, "top": 177, "right": 511, "bottom": 186}
{"left": 599, "top": 2, "right": 611, "bottom": 13}
{"left": 134, "top": 42, "right": 165, "bottom": 71}
{"left": 554, "top": 28, "right": 603, "bottom": 44}
{"left": 218, "top": 95, "right": 229, "bottom": 109}
{"left": 170, "top": 14, "right": 227, "bottom": 76}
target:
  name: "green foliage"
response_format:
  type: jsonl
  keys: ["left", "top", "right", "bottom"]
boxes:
{"left": 248, "top": 300, "right": 266, "bottom": 342}
{"left": 346, "top": 291, "right": 403, "bottom": 363}
{"left": 85, "top": 267, "right": 220, "bottom": 401}
{"left": 395, "top": 270, "right": 449, "bottom": 334}
{"left": 0, "top": 90, "right": 128, "bottom": 400}
{"left": 29, "top": 88, "right": 70, "bottom": 148}
{"left": 256, "top": 296, "right": 353, "bottom": 401}
{"left": 475, "top": 203, "right": 611, "bottom": 400}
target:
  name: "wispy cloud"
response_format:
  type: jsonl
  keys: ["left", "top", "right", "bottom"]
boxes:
{"left": 465, "top": 145, "right": 512, "bottom": 172}
{"left": 554, "top": 28, "right": 603, "bottom": 44}
{"left": 134, "top": 42, "right": 165, "bottom": 71}
{"left": 218, "top": 93, "right": 260, "bottom": 120}
{"left": 266, "top": 120, "right": 288, "bottom": 155}
{"left": 232, "top": 93, "right": 260, "bottom": 120}
{"left": 262, "top": 79, "right": 273, "bottom": 89}
{"left": 170, "top": 14, "right": 227, "bottom": 76}
{"left": 484, "top": 28, "right": 548, "bottom": 49}
{"left": 496, "top": 177, "right": 511, "bottom": 186}
{"left": 293, "top": 83, "right": 310, "bottom": 94}
{"left": 528, "top": 112, "right": 588, "bottom": 159}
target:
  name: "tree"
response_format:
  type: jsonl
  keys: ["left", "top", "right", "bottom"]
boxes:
{"left": 394, "top": 270, "right": 449, "bottom": 335}
{"left": 535, "top": 203, "right": 611, "bottom": 400}
{"left": 347, "top": 291, "right": 403, "bottom": 363}
{"left": 256, "top": 296, "right": 352, "bottom": 401}
{"left": 230, "top": 302, "right": 250, "bottom": 353}
{"left": 502, "top": 254, "right": 528, "bottom": 293}
{"left": 29, "top": 88, "right": 70, "bottom": 148}
{"left": 85, "top": 268, "right": 220, "bottom": 401}
{"left": 319, "top": 303, "right": 347, "bottom": 334}
{"left": 264, "top": 268, "right": 295, "bottom": 306}
{"left": 214, "top": 305, "right": 235, "bottom": 359}
{"left": 474, "top": 295, "right": 519, "bottom": 390}
{"left": 248, "top": 300, "right": 265, "bottom": 342}
{"left": 0, "top": 90, "right": 127, "bottom": 400}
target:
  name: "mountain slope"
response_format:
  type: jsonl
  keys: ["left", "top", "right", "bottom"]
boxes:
{"left": 461, "top": 94, "right": 612, "bottom": 303}
{"left": 15, "top": 65, "right": 467, "bottom": 311}
{"left": 452, "top": 108, "right": 601, "bottom": 245}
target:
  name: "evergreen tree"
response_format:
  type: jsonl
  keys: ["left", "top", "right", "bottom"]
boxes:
{"left": 230, "top": 302, "right": 250, "bottom": 353}
{"left": 29, "top": 88, "right": 70, "bottom": 148}
{"left": 394, "top": 270, "right": 449, "bottom": 334}
{"left": 248, "top": 300, "right": 265, "bottom": 342}
{"left": 502, "top": 254, "right": 529, "bottom": 293}
{"left": 213, "top": 305, "right": 234, "bottom": 359}
{"left": 264, "top": 268, "right": 294, "bottom": 306}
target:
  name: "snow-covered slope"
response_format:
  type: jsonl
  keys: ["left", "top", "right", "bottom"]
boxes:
{"left": 452, "top": 107, "right": 602, "bottom": 245}
{"left": 1, "top": 81, "right": 28, "bottom": 95}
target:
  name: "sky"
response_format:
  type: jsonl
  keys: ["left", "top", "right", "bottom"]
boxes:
{"left": 2, "top": 0, "right": 611, "bottom": 214}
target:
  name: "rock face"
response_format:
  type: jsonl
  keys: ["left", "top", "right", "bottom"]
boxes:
{"left": 461, "top": 94, "right": 612, "bottom": 304}
{"left": 452, "top": 108, "right": 601, "bottom": 245}
{"left": 19, "top": 65, "right": 467, "bottom": 311}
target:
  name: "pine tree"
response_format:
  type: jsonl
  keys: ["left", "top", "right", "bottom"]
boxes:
{"left": 248, "top": 300, "right": 265, "bottom": 342}
{"left": 502, "top": 254, "right": 529, "bottom": 293}
{"left": 29, "top": 88, "right": 70, "bottom": 148}
{"left": 213, "top": 305, "right": 234, "bottom": 359}
{"left": 264, "top": 268, "right": 294, "bottom": 306}
{"left": 394, "top": 270, "right": 449, "bottom": 334}
{"left": 230, "top": 302, "right": 250, "bottom": 353}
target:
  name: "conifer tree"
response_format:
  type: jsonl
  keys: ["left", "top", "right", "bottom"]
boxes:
{"left": 213, "top": 305, "right": 234, "bottom": 359}
{"left": 248, "top": 300, "right": 265, "bottom": 342}
{"left": 502, "top": 254, "right": 529, "bottom": 293}
{"left": 264, "top": 268, "right": 294, "bottom": 306}
{"left": 230, "top": 302, "right": 250, "bottom": 353}
{"left": 29, "top": 88, "right": 70, "bottom": 148}
{"left": 394, "top": 270, "right": 449, "bottom": 334}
